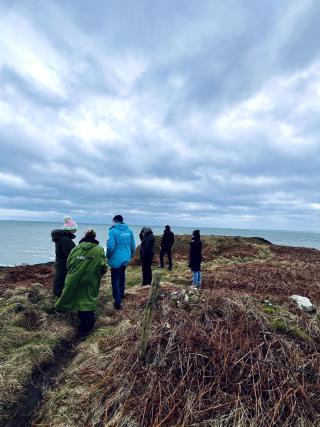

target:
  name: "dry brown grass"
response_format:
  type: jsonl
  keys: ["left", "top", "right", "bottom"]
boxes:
{"left": 2, "top": 238, "right": 320, "bottom": 426}
{"left": 0, "top": 263, "right": 54, "bottom": 294}
{"left": 203, "top": 261, "right": 320, "bottom": 303}
{"left": 34, "top": 288, "right": 320, "bottom": 427}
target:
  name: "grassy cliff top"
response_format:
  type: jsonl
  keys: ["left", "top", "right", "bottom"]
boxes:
{"left": 1, "top": 235, "right": 320, "bottom": 426}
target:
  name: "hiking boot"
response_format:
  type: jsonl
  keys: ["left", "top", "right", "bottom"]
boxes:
{"left": 114, "top": 303, "right": 122, "bottom": 310}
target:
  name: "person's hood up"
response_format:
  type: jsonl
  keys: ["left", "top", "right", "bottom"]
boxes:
{"left": 114, "top": 223, "right": 129, "bottom": 232}
{"left": 192, "top": 230, "right": 201, "bottom": 241}
{"left": 51, "top": 229, "right": 76, "bottom": 242}
{"left": 143, "top": 227, "right": 153, "bottom": 236}
{"left": 78, "top": 241, "right": 99, "bottom": 251}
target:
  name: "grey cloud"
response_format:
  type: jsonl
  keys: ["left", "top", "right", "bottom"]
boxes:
{"left": 278, "top": 2, "right": 320, "bottom": 72}
{"left": 0, "top": 66, "right": 70, "bottom": 108}
{"left": 0, "top": 0, "right": 320, "bottom": 230}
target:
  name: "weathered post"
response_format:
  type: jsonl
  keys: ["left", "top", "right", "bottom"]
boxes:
{"left": 139, "top": 271, "right": 161, "bottom": 360}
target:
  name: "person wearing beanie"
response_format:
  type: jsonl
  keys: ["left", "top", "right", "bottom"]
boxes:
{"left": 55, "top": 229, "right": 107, "bottom": 333}
{"left": 106, "top": 215, "right": 135, "bottom": 310}
{"left": 189, "top": 229, "right": 202, "bottom": 288}
{"left": 139, "top": 226, "right": 155, "bottom": 286}
{"left": 159, "top": 225, "right": 175, "bottom": 270}
{"left": 51, "top": 216, "right": 78, "bottom": 297}
{"left": 63, "top": 215, "right": 78, "bottom": 231}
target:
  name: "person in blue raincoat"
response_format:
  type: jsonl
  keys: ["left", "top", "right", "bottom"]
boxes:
{"left": 106, "top": 215, "right": 135, "bottom": 310}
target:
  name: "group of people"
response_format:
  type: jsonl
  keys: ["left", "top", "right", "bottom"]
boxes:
{"left": 51, "top": 215, "right": 203, "bottom": 332}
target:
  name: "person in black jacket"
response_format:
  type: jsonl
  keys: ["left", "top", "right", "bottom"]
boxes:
{"left": 159, "top": 225, "right": 174, "bottom": 270}
{"left": 189, "top": 229, "right": 202, "bottom": 288}
{"left": 51, "top": 216, "right": 78, "bottom": 297}
{"left": 139, "top": 226, "right": 155, "bottom": 286}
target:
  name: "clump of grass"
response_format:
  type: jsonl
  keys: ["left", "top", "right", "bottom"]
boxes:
{"left": 258, "top": 245, "right": 274, "bottom": 259}
{"left": 270, "top": 318, "right": 309, "bottom": 341}
{"left": 261, "top": 305, "right": 279, "bottom": 314}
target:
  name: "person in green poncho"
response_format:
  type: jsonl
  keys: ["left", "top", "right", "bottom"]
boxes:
{"left": 55, "top": 228, "right": 107, "bottom": 333}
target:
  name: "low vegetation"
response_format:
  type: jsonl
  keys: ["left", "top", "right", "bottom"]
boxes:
{"left": 0, "top": 236, "right": 319, "bottom": 426}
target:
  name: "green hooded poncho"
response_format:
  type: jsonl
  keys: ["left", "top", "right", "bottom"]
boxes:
{"left": 55, "top": 241, "right": 107, "bottom": 312}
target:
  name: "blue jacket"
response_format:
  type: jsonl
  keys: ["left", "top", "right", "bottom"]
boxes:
{"left": 106, "top": 223, "right": 136, "bottom": 268}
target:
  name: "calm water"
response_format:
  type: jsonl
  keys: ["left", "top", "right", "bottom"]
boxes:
{"left": 0, "top": 220, "right": 319, "bottom": 266}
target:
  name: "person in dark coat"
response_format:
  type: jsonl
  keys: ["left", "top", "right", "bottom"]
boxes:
{"left": 51, "top": 216, "right": 78, "bottom": 297}
{"left": 139, "top": 226, "right": 155, "bottom": 286}
{"left": 189, "top": 229, "right": 202, "bottom": 288}
{"left": 159, "top": 225, "right": 174, "bottom": 270}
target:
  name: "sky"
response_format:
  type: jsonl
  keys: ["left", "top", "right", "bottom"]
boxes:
{"left": 0, "top": 0, "right": 320, "bottom": 231}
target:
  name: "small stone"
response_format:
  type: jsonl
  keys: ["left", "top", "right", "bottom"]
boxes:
{"left": 290, "top": 295, "right": 316, "bottom": 314}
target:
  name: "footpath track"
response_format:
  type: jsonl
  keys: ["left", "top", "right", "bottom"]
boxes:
{"left": 3, "top": 334, "right": 82, "bottom": 427}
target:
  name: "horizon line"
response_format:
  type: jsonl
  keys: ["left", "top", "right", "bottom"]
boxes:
{"left": 0, "top": 218, "right": 318, "bottom": 235}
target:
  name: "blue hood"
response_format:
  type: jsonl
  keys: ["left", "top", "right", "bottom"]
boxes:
{"left": 113, "top": 223, "right": 129, "bottom": 232}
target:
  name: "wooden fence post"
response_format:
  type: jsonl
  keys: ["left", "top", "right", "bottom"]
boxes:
{"left": 139, "top": 271, "right": 161, "bottom": 360}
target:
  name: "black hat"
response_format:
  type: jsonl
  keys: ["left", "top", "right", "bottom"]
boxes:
{"left": 165, "top": 225, "right": 170, "bottom": 230}
{"left": 113, "top": 215, "right": 123, "bottom": 223}
{"left": 192, "top": 229, "right": 200, "bottom": 237}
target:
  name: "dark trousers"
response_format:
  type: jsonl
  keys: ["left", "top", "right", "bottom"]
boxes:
{"left": 53, "top": 262, "right": 67, "bottom": 297}
{"left": 160, "top": 247, "right": 172, "bottom": 268}
{"left": 111, "top": 266, "right": 126, "bottom": 308}
{"left": 78, "top": 311, "right": 95, "bottom": 333}
{"left": 142, "top": 259, "right": 152, "bottom": 285}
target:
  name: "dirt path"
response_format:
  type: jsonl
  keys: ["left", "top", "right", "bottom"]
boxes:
{"left": 0, "top": 265, "right": 222, "bottom": 426}
{"left": 3, "top": 332, "right": 85, "bottom": 427}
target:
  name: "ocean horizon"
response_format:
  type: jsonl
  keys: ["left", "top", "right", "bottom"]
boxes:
{"left": 0, "top": 219, "right": 319, "bottom": 266}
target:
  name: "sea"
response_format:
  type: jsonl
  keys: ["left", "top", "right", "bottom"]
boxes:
{"left": 0, "top": 220, "right": 319, "bottom": 266}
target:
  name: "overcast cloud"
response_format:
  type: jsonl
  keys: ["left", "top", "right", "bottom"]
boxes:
{"left": 0, "top": 0, "right": 320, "bottom": 230}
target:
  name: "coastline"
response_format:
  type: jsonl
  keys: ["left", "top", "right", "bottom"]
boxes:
{"left": 1, "top": 220, "right": 320, "bottom": 266}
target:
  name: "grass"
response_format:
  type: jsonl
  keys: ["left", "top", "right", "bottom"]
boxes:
{"left": 270, "top": 318, "right": 309, "bottom": 341}
{"left": 35, "top": 287, "right": 320, "bottom": 426}
{"left": 0, "top": 282, "right": 76, "bottom": 423}
{"left": 1, "top": 235, "right": 320, "bottom": 426}
{"left": 261, "top": 304, "right": 279, "bottom": 314}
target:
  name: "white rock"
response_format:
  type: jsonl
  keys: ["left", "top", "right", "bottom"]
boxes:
{"left": 290, "top": 295, "right": 315, "bottom": 313}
